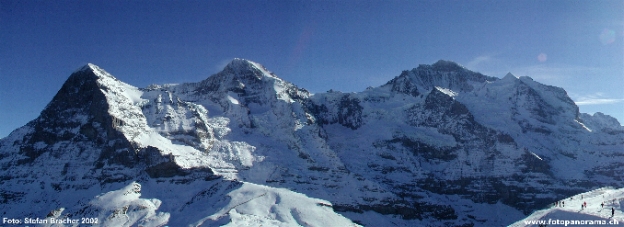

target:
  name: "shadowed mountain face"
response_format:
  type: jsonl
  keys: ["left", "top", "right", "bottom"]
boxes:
{"left": 1, "top": 59, "right": 623, "bottom": 226}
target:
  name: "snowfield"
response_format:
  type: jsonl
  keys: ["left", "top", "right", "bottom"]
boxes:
{"left": 511, "top": 187, "right": 624, "bottom": 227}
{"left": 35, "top": 181, "right": 359, "bottom": 227}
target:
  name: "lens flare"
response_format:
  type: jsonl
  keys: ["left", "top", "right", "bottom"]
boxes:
{"left": 599, "top": 29, "right": 616, "bottom": 45}
{"left": 537, "top": 53, "right": 547, "bottom": 62}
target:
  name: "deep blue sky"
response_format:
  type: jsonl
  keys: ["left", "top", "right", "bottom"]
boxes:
{"left": 1, "top": 0, "right": 623, "bottom": 138}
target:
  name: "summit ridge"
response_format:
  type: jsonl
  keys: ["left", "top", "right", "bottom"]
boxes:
{"left": 0, "top": 59, "right": 622, "bottom": 226}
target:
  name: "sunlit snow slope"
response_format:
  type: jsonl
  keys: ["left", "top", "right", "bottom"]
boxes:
{"left": 0, "top": 59, "right": 622, "bottom": 226}
{"left": 511, "top": 187, "right": 624, "bottom": 227}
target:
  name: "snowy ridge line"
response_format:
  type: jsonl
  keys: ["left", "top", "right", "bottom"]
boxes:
{"left": 0, "top": 59, "right": 623, "bottom": 226}
{"left": 216, "top": 190, "right": 269, "bottom": 219}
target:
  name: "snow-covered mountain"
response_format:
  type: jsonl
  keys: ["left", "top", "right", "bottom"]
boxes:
{"left": 1, "top": 59, "right": 622, "bottom": 226}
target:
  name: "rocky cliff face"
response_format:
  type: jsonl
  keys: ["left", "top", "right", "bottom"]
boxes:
{"left": 1, "top": 59, "right": 622, "bottom": 226}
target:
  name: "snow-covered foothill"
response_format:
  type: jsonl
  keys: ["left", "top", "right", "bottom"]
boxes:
{"left": 32, "top": 181, "right": 358, "bottom": 227}
{"left": 193, "top": 182, "right": 360, "bottom": 227}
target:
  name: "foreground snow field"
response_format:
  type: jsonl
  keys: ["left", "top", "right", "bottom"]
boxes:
{"left": 33, "top": 181, "right": 359, "bottom": 227}
{"left": 511, "top": 187, "right": 624, "bottom": 227}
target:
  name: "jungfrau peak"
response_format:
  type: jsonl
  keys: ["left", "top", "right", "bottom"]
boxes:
{"left": 0, "top": 59, "right": 622, "bottom": 226}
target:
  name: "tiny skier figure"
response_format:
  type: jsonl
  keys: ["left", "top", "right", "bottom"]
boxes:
{"left": 584, "top": 201, "right": 587, "bottom": 208}
{"left": 612, "top": 207, "right": 615, "bottom": 217}
{"left": 602, "top": 202, "right": 604, "bottom": 208}
{"left": 562, "top": 201, "right": 564, "bottom": 207}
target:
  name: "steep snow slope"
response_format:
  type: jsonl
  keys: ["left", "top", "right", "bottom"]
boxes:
{"left": 0, "top": 62, "right": 358, "bottom": 227}
{"left": 1, "top": 59, "right": 622, "bottom": 226}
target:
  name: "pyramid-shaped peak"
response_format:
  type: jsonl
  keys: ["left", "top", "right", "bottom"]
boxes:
{"left": 221, "top": 58, "right": 279, "bottom": 81}
{"left": 74, "top": 63, "right": 95, "bottom": 73}
{"left": 73, "top": 63, "right": 117, "bottom": 80}
{"left": 226, "top": 58, "right": 254, "bottom": 67}
{"left": 224, "top": 58, "right": 264, "bottom": 73}
{"left": 503, "top": 72, "right": 517, "bottom": 80}
{"left": 74, "top": 63, "right": 101, "bottom": 73}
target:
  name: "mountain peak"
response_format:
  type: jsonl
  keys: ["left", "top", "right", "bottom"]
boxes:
{"left": 430, "top": 60, "right": 466, "bottom": 72}
{"left": 74, "top": 63, "right": 96, "bottom": 72}
{"left": 580, "top": 112, "right": 624, "bottom": 131}
{"left": 3, "top": 59, "right": 624, "bottom": 227}
{"left": 220, "top": 58, "right": 279, "bottom": 81}
{"left": 74, "top": 63, "right": 103, "bottom": 74}
{"left": 503, "top": 72, "right": 517, "bottom": 80}
{"left": 385, "top": 60, "right": 496, "bottom": 94}
{"left": 190, "top": 58, "right": 305, "bottom": 105}
{"left": 73, "top": 63, "right": 117, "bottom": 81}
{"left": 225, "top": 58, "right": 254, "bottom": 69}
